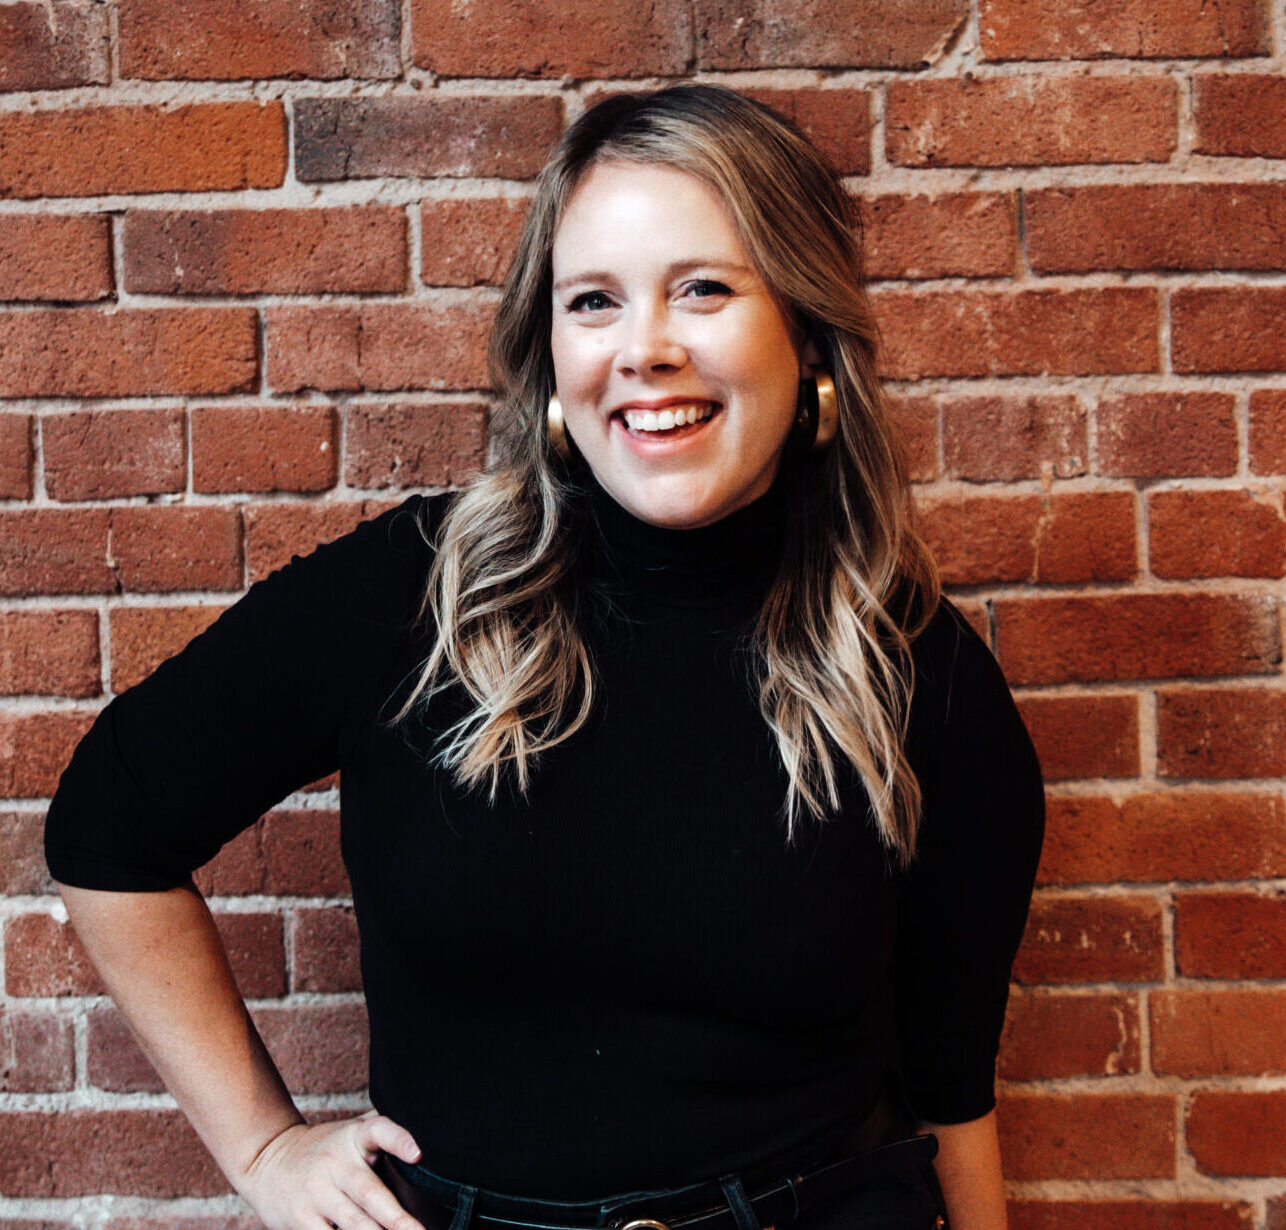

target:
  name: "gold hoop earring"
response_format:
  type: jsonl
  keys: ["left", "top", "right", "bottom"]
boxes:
{"left": 547, "top": 394, "right": 573, "bottom": 462}
{"left": 792, "top": 372, "right": 838, "bottom": 452}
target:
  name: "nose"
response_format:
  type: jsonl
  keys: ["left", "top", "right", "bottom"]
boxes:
{"left": 615, "top": 299, "right": 686, "bottom": 375}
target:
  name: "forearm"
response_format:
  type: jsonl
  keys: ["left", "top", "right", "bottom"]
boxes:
{"left": 916, "top": 1109, "right": 1007, "bottom": 1230}
{"left": 56, "top": 878, "right": 305, "bottom": 1186}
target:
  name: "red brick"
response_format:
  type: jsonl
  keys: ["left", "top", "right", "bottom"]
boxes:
{"left": 1008, "top": 1200, "right": 1254, "bottom": 1230}
{"left": 1149, "top": 489, "right": 1286, "bottom": 579}
{"left": 0, "top": 710, "right": 94, "bottom": 798}
{"left": 886, "top": 77, "right": 1176, "bottom": 168}
{"left": 1152, "top": 989, "right": 1286, "bottom": 1077}
{"left": 996, "top": 1093, "right": 1175, "bottom": 1179}
{"left": 44, "top": 408, "right": 186, "bottom": 501}
{"left": 859, "top": 190, "right": 1016, "bottom": 280}
{"left": 1250, "top": 390, "right": 1286, "bottom": 475}
{"left": 109, "top": 604, "right": 226, "bottom": 693}
{"left": 1174, "top": 288, "right": 1286, "bottom": 374}
{"left": 1157, "top": 687, "right": 1286, "bottom": 779}
{"left": 267, "top": 303, "right": 492, "bottom": 394}
{"left": 0, "top": 811, "right": 57, "bottom": 894}
{"left": 874, "top": 288, "right": 1157, "bottom": 379}
{"left": 0, "top": 413, "right": 32, "bottom": 498}
{"left": 0, "top": 214, "right": 112, "bottom": 301}
{"left": 696, "top": 0, "right": 968, "bottom": 69}
{"left": 1014, "top": 894, "right": 1164, "bottom": 984}
{"left": 0, "top": 102, "right": 286, "bottom": 198}
{"left": 733, "top": 87, "right": 871, "bottom": 176}
{"left": 1187, "top": 1091, "right": 1286, "bottom": 1176}
{"left": 294, "top": 96, "right": 563, "bottom": 182}
{"left": 1016, "top": 694, "right": 1138, "bottom": 783}
{"left": 241, "top": 501, "right": 369, "bottom": 581}
{"left": 919, "top": 491, "right": 1135, "bottom": 585}
{"left": 87, "top": 1002, "right": 164, "bottom": 1093}
{"left": 886, "top": 394, "right": 938, "bottom": 481}
{"left": 193, "top": 821, "right": 268, "bottom": 897}
{"left": 0, "top": 1, "right": 109, "bottom": 90}
{"left": 0, "top": 610, "right": 100, "bottom": 697}
{"left": 0, "top": 509, "right": 110, "bottom": 595}
{"left": 413, "top": 0, "right": 690, "bottom": 77}
{"left": 0, "top": 1109, "right": 228, "bottom": 1196}
{"left": 1175, "top": 891, "right": 1286, "bottom": 979}
{"left": 420, "top": 198, "right": 528, "bottom": 288}
{"left": 1043, "top": 792, "right": 1286, "bottom": 886}
{"left": 192, "top": 404, "right": 337, "bottom": 494}
{"left": 1195, "top": 75, "right": 1286, "bottom": 158}
{"left": 999, "top": 989, "right": 1141, "bottom": 1080}
{"left": 253, "top": 1002, "right": 368, "bottom": 1092}
{"left": 0, "top": 1006, "right": 74, "bottom": 1091}
{"left": 1097, "top": 392, "right": 1237, "bottom": 479}
{"left": 0, "top": 308, "right": 257, "bottom": 398}
{"left": 1028, "top": 184, "right": 1286, "bottom": 275}
{"left": 119, "top": 0, "right": 399, "bottom": 81}
{"left": 211, "top": 911, "right": 287, "bottom": 998}
{"left": 124, "top": 207, "right": 406, "bottom": 296}
{"left": 293, "top": 905, "right": 362, "bottom": 992}
{"left": 979, "top": 0, "right": 1268, "bottom": 61}
{"left": 260, "top": 809, "right": 348, "bottom": 897}
{"left": 108, "top": 506, "right": 243, "bottom": 593}
{"left": 942, "top": 394, "right": 1086, "bottom": 480}
{"left": 993, "top": 593, "right": 1280, "bottom": 685}
{"left": 345, "top": 401, "right": 489, "bottom": 489}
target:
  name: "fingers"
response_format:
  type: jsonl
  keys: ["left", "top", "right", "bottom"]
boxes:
{"left": 339, "top": 1167, "right": 427, "bottom": 1230}
{"left": 355, "top": 1115, "right": 421, "bottom": 1166}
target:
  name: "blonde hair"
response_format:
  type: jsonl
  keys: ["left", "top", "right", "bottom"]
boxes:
{"left": 386, "top": 84, "right": 941, "bottom": 871}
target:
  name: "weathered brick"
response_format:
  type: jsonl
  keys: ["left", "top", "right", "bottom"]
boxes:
{"left": 0, "top": 102, "right": 286, "bottom": 198}
{"left": 0, "top": 710, "right": 94, "bottom": 798}
{"left": 420, "top": 197, "right": 528, "bottom": 288}
{"left": 1174, "top": 288, "right": 1286, "bottom": 374}
{"left": 1016, "top": 694, "right": 1139, "bottom": 783}
{"left": 1250, "top": 390, "right": 1286, "bottom": 475}
{"left": 44, "top": 408, "right": 186, "bottom": 501}
{"left": 107, "top": 506, "right": 244, "bottom": 593}
{"left": 0, "top": 609, "right": 100, "bottom": 697}
{"left": 295, "top": 96, "right": 562, "bottom": 182}
{"left": 733, "top": 87, "right": 872, "bottom": 176}
{"left": 241, "top": 501, "right": 371, "bottom": 581}
{"left": 997, "top": 1093, "right": 1175, "bottom": 1180}
{"left": 696, "top": 0, "right": 968, "bottom": 69}
{"left": 1042, "top": 792, "right": 1286, "bottom": 886}
{"left": 0, "top": 509, "right": 111, "bottom": 595}
{"left": 0, "top": 413, "right": 32, "bottom": 498}
{"left": 412, "top": 0, "right": 690, "bottom": 77}
{"left": 253, "top": 1002, "right": 369, "bottom": 1092}
{"left": 0, "top": 308, "right": 257, "bottom": 398}
{"left": 345, "top": 401, "right": 489, "bottom": 489}
{"left": 109, "top": 604, "right": 226, "bottom": 693}
{"left": 119, "top": 0, "right": 400, "bottom": 81}
{"left": 259, "top": 809, "right": 349, "bottom": 897}
{"left": 999, "top": 989, "right": 1141, "bottom": 1080}
{"left": 123, "top": 207, "right": 407, "bottom": 296}
{"left": 1175, "top": 891, "right": 1286, "bottom": 979}
{"left": 1149, "top": 489, "right": 1286, "bottom": 579}
{"left": 873, "top": 288, "right": 1158, "bottom": 379}
{"left": 859, "top": 191, "right": 1016, "bottom": 280}
{"left": 0, "top": 811, "right": 57, "bottom": 894}
{"left": 993, "top": 593, "right": 1280, "bottom": 685}
{"left": 1187, "top": 1092, "right": 1286, "bottom": 1176}
{"left": 0, "top": 0, "right": 109, "bottom": 91}
{"left": 1157, "top": 687, "right": 1286, "bottom": 779}
{"left": 941, "top": 394, "right": 1086, "bottom": 480}
{"left": 1014, "top": 895, "right": 1164, "bottom": 984}
{"left": 0, "top": 1006, "right": 74, "bottom": 1091}
{"left": 1195, "top": 75, "right": 1286, "bottom": 158}
{"left": 293, "top": 905, "right": 362, "bottom": 992}
{"left": 886, "top": 394, "right": 938, "bottom": 481}
{"left": 1027, "top": 184, "right": 1286, "bottom": 274}
{"left": 979, "top": 0, "right": 1268, "bottom": 61}
{"left": 266, "top": 303, "right": 492, "bottom": 394}
{"left": 1152, "top": 989, "right": 1286, "bottom": 1077}
{"left": 191, "top": 404, "right": 337, "bottom": 494}
{"left": 1096, "top": 392, "right": 1238, "bottom": 479}
{"left": 1008, "top": 1200, "right": 1253, "bottom": 1230}
{"left": 0, "top": 214, "right": 112, "bottom": 301}
{"left": 886, "top": 77, "right": 1176, "bottom": 167}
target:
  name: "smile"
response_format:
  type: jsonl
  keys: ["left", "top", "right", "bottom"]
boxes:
{"left": 617, "top": 402, "right": 720, "bottom": 440}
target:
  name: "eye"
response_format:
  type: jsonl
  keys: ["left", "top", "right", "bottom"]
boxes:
{"left": 568, "top": 290, "right": 614, "bottom": 313}
{"left": 687, "top": 279, "right": 731, "bottom": 299}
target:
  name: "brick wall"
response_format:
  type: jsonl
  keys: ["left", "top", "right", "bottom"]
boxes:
{"left": 1, "top": 0, "right": 1284, "bottom": 1226}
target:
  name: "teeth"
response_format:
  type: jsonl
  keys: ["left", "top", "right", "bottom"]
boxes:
{"left": 622, "top": 403, "right": 715, "bottom": 433}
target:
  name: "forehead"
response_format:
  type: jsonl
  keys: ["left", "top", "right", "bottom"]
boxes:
{"left": 550, "top": 161, "right": 749, "bottom": 270}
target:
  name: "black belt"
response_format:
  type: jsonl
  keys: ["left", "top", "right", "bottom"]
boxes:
{"left": 372, "top": 1094, "right": 940, "bottom": 1230}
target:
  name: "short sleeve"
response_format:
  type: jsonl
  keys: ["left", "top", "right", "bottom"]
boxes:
{"left": 43, "top": 494, "right": 430, "bottom": 892}
{"left": 893, "top": 596, "right": 1046, "bottom": 1125}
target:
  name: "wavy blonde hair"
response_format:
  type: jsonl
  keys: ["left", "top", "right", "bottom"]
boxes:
{"left": 386, "top": 84, "right": 942, "bottom": 871}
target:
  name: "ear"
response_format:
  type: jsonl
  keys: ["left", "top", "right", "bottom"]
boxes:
{"left": 799, "top": 335, "right": 825, "bottom": 376}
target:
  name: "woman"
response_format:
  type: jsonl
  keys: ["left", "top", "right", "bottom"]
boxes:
{"left": 44, "top": 85, "right": 1045, "bottom": 1230}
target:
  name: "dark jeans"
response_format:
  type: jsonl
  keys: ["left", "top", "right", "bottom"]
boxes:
{"left": 796, "top": 1159, "right": 949, "bottom": 1228}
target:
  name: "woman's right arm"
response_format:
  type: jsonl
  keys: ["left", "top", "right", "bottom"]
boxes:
{"left": 55, "top": 878, "right": 426, "bottom": 1230}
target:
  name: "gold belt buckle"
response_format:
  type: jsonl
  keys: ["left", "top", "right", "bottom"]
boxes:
{"left": 618, "top": 1221, "right": 672, "bottom": 1230}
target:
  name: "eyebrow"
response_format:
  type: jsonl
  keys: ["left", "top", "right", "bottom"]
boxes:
{"left": 552, "top": 259, "right": 756, "bottom": 293}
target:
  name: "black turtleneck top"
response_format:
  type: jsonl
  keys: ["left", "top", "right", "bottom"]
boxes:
{"left": 43, "top": 470, "right": 1045, "bottom": 1201}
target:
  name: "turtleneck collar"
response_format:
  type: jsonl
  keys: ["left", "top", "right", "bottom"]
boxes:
{"left": 580, "top": 468, "right": 789, "bottom": 611}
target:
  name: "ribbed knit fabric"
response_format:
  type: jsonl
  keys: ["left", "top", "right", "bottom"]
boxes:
{"left": 44, "top": 473, "right": 1045, "bottom": 1201}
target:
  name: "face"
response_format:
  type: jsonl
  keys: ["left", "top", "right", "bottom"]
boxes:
{"left": 549, "top": 160, "right": 822, "bottom": 530}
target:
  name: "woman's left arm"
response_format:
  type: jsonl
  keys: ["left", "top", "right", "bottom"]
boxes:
{"left": 916, "top": 1110, "right": 1007, "bottom": 1230}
